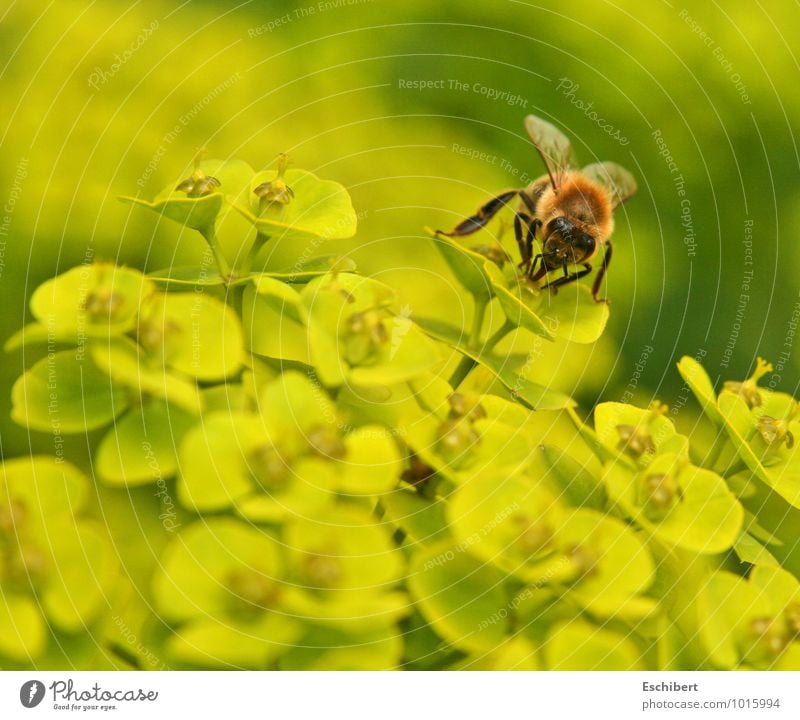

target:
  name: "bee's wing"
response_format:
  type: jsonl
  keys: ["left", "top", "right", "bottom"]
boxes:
{"left": 581, "top": 162, "right": 637, "bottom": 208}
{"left": 524, "top": 114, "right": 577, "bottom": 190}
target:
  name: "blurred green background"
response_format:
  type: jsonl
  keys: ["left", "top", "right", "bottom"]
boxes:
{"left": 1, "top": 0, "right": 798, "bottom": 459}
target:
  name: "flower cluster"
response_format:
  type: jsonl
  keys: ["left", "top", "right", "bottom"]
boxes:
{"left": 2, "top": 156, "right": 798, "bottom": 669}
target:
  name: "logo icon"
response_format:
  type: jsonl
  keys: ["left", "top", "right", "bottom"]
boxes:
{"left": 20, "top": 680, "right": 44, "bottom": 709}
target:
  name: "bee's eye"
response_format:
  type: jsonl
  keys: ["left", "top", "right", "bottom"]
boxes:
{"left": 576, "top": 232, "right": 596, "bottom": 254}
{"left": 547, "top": 217, "right": 571, "bottom": 236}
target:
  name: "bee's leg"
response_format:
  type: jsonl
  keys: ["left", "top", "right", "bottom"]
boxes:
{"left": 514, "top": 214, "right": 540, "bottom": 271}
{"left": 437, "top": 190, "right": 520, "bottom": 237}
{"left": 591, "top": 240, "right": 613, "bottom": 304}
{"left": 542, "top": 263, "right": 593, "bottom": 293}
{"left": 518, "top": 191, "right": 539, "bottom": 215}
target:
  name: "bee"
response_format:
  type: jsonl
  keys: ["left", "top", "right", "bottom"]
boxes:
{"left": 439, "top": 115, "right": 637, "bottom": 303}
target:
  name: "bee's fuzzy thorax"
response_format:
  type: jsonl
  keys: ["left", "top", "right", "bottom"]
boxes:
{"left": 537, "top": 172, "right": 614, "bottom": 240}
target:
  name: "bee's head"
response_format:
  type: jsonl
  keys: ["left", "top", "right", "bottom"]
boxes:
{"left": 545, "top": 216, "right": 596, "bottom": 259}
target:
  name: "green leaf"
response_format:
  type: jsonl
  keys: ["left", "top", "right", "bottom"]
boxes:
{"left": 258, "top": 255, "right": 358, "bottom": 282}
{"left": 0, "top": 456, "right": 88, "bottom": 527}
{"left": 381, "top": 490, "right": 451, "bottom": 548}
{"left": 336, "top": 426, "right": 402, "bottom": 495}
{"left": 733, "top": 532, "right": 781, "bottom": 567}
{"left": 677, "top": 355, "right": 722, "bottom": 424}
{"left": 41, "top": 520, "right": 118, "bottom": 632}
{"left": 429, "top": 231, "right": 494, "bottom": 303}
{"left": 539, "top": 444, "right": 607, "bottom": 509}
{"left": 284, "top": 505, "right": 404, "bottom": 594}
{"left": 447, "top": 471, "right": 562, "bottom": 580}
{"left": 12, "top": 350, "right": 131, "bottom": 432}
{"left": 593, "top": 402, "right": 688, "bottom": 467}
{"left": 408, "top": 540, "right": 510, "bottom": 653}
{"left": 233, "top": 167, "right": 357, "bottom": 240}
{"left": 121, "top": 158, "right": 254, "bottom": 232}
{"left": 152, "top": 518, "right": 284, "bottom": 624}
{"left": 545, "top": 619, "right": 642, "bottom": 670}
{"left": 536, "top": 282, "right": 609, "bottom": 344}
{"left": 176, "top": 412, "right": 262, "bottom": 511}
{"left": 414, "top": 315, "right": 575, "bottom": 410}
{"left": 120, "top": 192, "right": 224, "bottom": 232}
{"left": 95, "top": 399, "right": 196, "bottom": 486}
{"left": 0, "top": 595, "right": 46, "bottom": 661}
{"left": 29, "top": 263, "right": 155, "bottom": 338}
{"left": 696, "top": 571, "right": 769, "bottom": 669}
{"left": 603, "top": 454, "right": 743, "bottom": 554}
{"left": 277, "top": 626, "right": 403, "bottom": 670}
{"left": 718, "top": 393, "right": 800, "bottom": 508}
{"left": 242, "top": 283, "right": 311, "bottom": 364}
{"left": 90, "top": 342, "right": 201, "bottom": 415}
{"left": 166, "top": 614, "right": 301, "bottom": 669}
{"left": 557, "top": 508, "right": 656, "bottom": 619}
{"left": 148, "top": 265, "right": 226, "bottom": 287}
{"left": 458, "top": 637, "right": 540, "bottom": 670}
{"left": 486, "top": 263, "right": 553, "bottom": 339}
{"left": 140, "top": 291, "right": 244, "bottom": 381}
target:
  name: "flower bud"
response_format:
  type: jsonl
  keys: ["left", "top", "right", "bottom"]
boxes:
{"left": 723, "top": 357, "right": 773, "bottom": 409}
{"left": 248, "top": 444, "right": 291, "bottom": 491}
{"left": 82, "top": 287, "right": 123, "bottom": 322}
{"left": 0, "top": 499, "right": 27, "bottom": 534}
{"left": 302, "top": 553, "right": 342, "bottom": 590}
{"left": 757, "top": 416, "right": 794, "bottom": 450}
{"left": 306, "top": 425, "right": 347, "bottom": 460}
{"left": 447, "top": 392, "right": 487, "bottom": 421}
{"left": 254, "top": 154, "right": 294, "bottom": 209}
{"left": 639, "top": 472, "right": 682, "bottom": 518}
{"left": 512, "top": 516, "right": 554, "bottom": 556}
{"left": 617, "top": 424, "right": 656, "bottom": 458}
{"left": 471, "top": 243, "right": 508, "bottom": 268}
{"left": 565, "top": 543, "right": 599, "bottom": 580}
{"left": 226, "top": 568, "right": 279, "bottom": 617}
{"left": 748, "top": 616, "right": 789, "bottom": 663}
{"left": 175, "top": 169, "right": 221, "bottom": 198}
{"left": 436, "top": 417, "right": 480, "bottom": 461}
{"left": 343, "top": 310, "right": 388, "bottom": 365}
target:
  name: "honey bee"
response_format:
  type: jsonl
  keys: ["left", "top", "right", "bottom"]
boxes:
{"left": 439, "top": 115, "right": 637, "bottom": 303}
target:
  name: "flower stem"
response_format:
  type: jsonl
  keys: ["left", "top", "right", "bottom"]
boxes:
{"left": 201, "top": 226, "right": 231, "bottom": 281}
{"left": 448, "top": 299, "right": 488, "bottom": 389}
{"left": 447, "top": 302, "right": 519, "bottom": 390}
{"left": 701, "top": 427, "right": 728, "bottom": 472}
{"left": 239, "top": 232, "right": 270, "bottom": 277}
